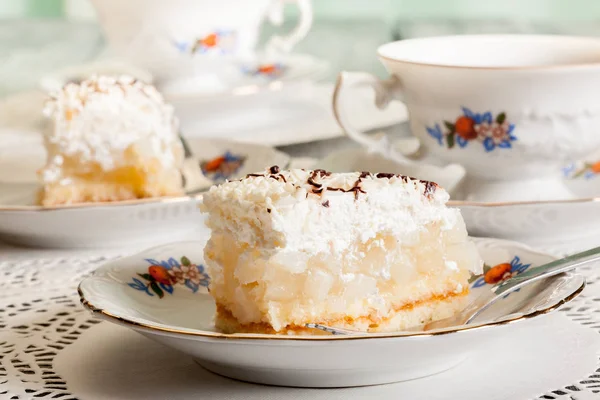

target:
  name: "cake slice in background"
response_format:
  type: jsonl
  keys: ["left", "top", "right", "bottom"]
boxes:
{"left": 38, "top": 75, "right": 184, "bottom": 206}
{"left": 202, "top": 166, "right": 483, "bottom": 334}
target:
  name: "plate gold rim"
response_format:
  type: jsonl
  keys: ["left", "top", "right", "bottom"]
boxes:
{"left": 449, "top": 196, "right": 600, "bottom": 208}
{"left": 0, "top": 193, "right": 203, "bottom": 212}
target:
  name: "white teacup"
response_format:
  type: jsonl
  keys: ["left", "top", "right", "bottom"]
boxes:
{"left": 91, "top": 0, "right": 312, "bottom": 91}
{"left": 333, "top": 35, "right": 600, "bottom": 183}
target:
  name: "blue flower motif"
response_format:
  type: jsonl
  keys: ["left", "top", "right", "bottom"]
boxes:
{"left": 483, "top": 137, "right": 496, "bottom": 152}
{"left": 456, "top": 135, "right": 468, "bottom": 148}
{"left": 461, "top": 107, "right": 475, "bottom": 119}
{"left": 128, "top": 278, "right": 153, "bottom": 296}
{"left": 562, "top": 163, "right": 577, "bottom": 178}
{"left": 585, "top": 171, "right": 596, "bottom": 180}
{"left": 507, "top": 123, "right": 516, "bottom": 138}
{"left": 426, "top": 123, "right": 444, "bottom": 145}
{"left": 160, "top": 283, "right": 174, "bottom": 294}
{"left": 510, "top": 256, "right": 531, "bottom": 274}
{"left": 482, "top": 112, "right": 493, "bottom": 124}
{"left": 144, "top": 257, "right": 180, "bottom": 270}
{"left": 173, "top": 41, "right": 189, "bottom": 53}
{"left": 223, "top": 151, "right": 238, "bottom": 162}
{"left": 185, "top": 279, "right": 199, "bottom": 293}
{"left": 472, "top": 278, "right": 487, "bottom": 289}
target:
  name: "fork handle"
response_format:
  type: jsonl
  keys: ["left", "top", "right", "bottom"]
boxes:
{"left": 179, "top": 133, "right": 194, "bottom": 158}
{"left": 493, "top": 245, "right": 600, "bottom": 295}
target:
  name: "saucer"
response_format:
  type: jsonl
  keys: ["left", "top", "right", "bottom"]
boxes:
{"left": 78, "top": 237, "right": 584, "bottom": 387}
{"left": 0, "top": 137, "right": 289, "bottom": 248}
{"left": 453, "top": 152, "right": 600, "bottom": 245}
{"left": 160, "top": 53, "right": 329, "bottom": 99}
{"left": 172, "top": 82, "right": 409, "bottom": 146}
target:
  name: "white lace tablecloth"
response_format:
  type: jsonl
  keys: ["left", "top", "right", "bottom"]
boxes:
{"left": 1, "top": 238, "right": 600, "bottom": 400}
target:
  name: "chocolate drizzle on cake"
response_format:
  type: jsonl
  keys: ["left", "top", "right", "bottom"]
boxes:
{"left": 348, "top": 172, "right": 370, "bottom": 199}
{"left": 307, "top": 174, "right": 322, "bottom": 189}
{"left": 423, "top": 181, "right": 438, "bottom": 198}
{"left": 245, "top": 167, "right": 438, "bottom": 201}
{"left": 307, "top": 169, "right": 333, "bottom": 193}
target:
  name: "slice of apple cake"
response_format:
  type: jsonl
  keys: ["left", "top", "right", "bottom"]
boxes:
{"left": 202, "top": 166, "right": 482, "bottom": 334}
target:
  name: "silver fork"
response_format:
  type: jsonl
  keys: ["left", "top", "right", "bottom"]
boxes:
{"left": 179, "top": 134, "right": 213, "bottom": 195}
{"left": 306, "top": 245, "right": 600, "bottom": 335}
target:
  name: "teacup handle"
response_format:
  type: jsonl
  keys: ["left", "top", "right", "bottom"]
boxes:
{"left": 333, "top": 71, "right": 414, "bottom": 163}
{"left": 265, "top": 0, "right": 313, "bottom": 54}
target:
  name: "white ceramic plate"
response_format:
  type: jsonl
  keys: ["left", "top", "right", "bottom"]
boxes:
{"left": 453, "top": 198, "right": 600, "bottom": 246}
{"left": 0, "top": 137, "right": 289, "bottom": 248}
{"left": 452, "top": 150, "right": 600, "bottom": 244}
{"left": 78, "top": 237, "right": 584, "bottom": 387}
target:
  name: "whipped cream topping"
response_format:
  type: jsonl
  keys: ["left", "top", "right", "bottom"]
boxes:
{"left": 42, "top": 75, "right": 180, "bottom": 182}
{"left": 202, "top": 166, "right": 479, "bottom": 275}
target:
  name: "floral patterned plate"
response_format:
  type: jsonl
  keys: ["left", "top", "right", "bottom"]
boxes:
{"left": 0, "top": 137, "right": 289, "bottom": 248}
{"left": 79, "top": 237, "right": 584, "bottom": 387}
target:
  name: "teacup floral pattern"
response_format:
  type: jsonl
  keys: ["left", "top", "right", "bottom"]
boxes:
{"left": 242, "top": 63, "right": 286, "bottom": 78}
{"left": 469, "top": 255, "right": 531, "bottom": 296}
{"left": 128, "top": 256, "right": 210, "bottom": 298}
{"left": 173, "top": 30, "right": 238, "bottom": 55}
{"left": 427, "top": 107, "right": 517, "bottom": 152}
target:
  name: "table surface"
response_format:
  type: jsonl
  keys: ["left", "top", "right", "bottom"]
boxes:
{"left": 3, "top": 18, "right": 600, "bottom": 399}
{"left": 2, "top": 235, "right": 600, "bottom": 400}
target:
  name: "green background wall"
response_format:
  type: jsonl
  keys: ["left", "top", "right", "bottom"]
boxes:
{"left": 5, "top": 0, "right": 600, "bottom": 21}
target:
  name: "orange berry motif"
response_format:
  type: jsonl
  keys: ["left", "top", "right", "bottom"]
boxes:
{"left": 200, "top": 152, "right": 246, "bottom": 181}
{"left": 200, "top": 33, "right": 218, "bottom": 48}
{"left": 148, "top": 265, "right": 172, "bottom": 285}
{"left": 484, "top": 263, "right": 512, "bottom": 285}
{"left": 203, "top": 156, "right": 225, "bottom": 172}
{"left": 591, "top": 161, "right": 600, "bottom": 174}
{"left": 258, "top": 64, "right": 277, "bottom": 74}
{"left": 454, "top": 116, "right": 477, "bottom": 140}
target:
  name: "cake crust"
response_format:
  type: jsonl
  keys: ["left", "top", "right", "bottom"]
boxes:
{"left": 214, "top": 289, "right": 469, "bottom": 334}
